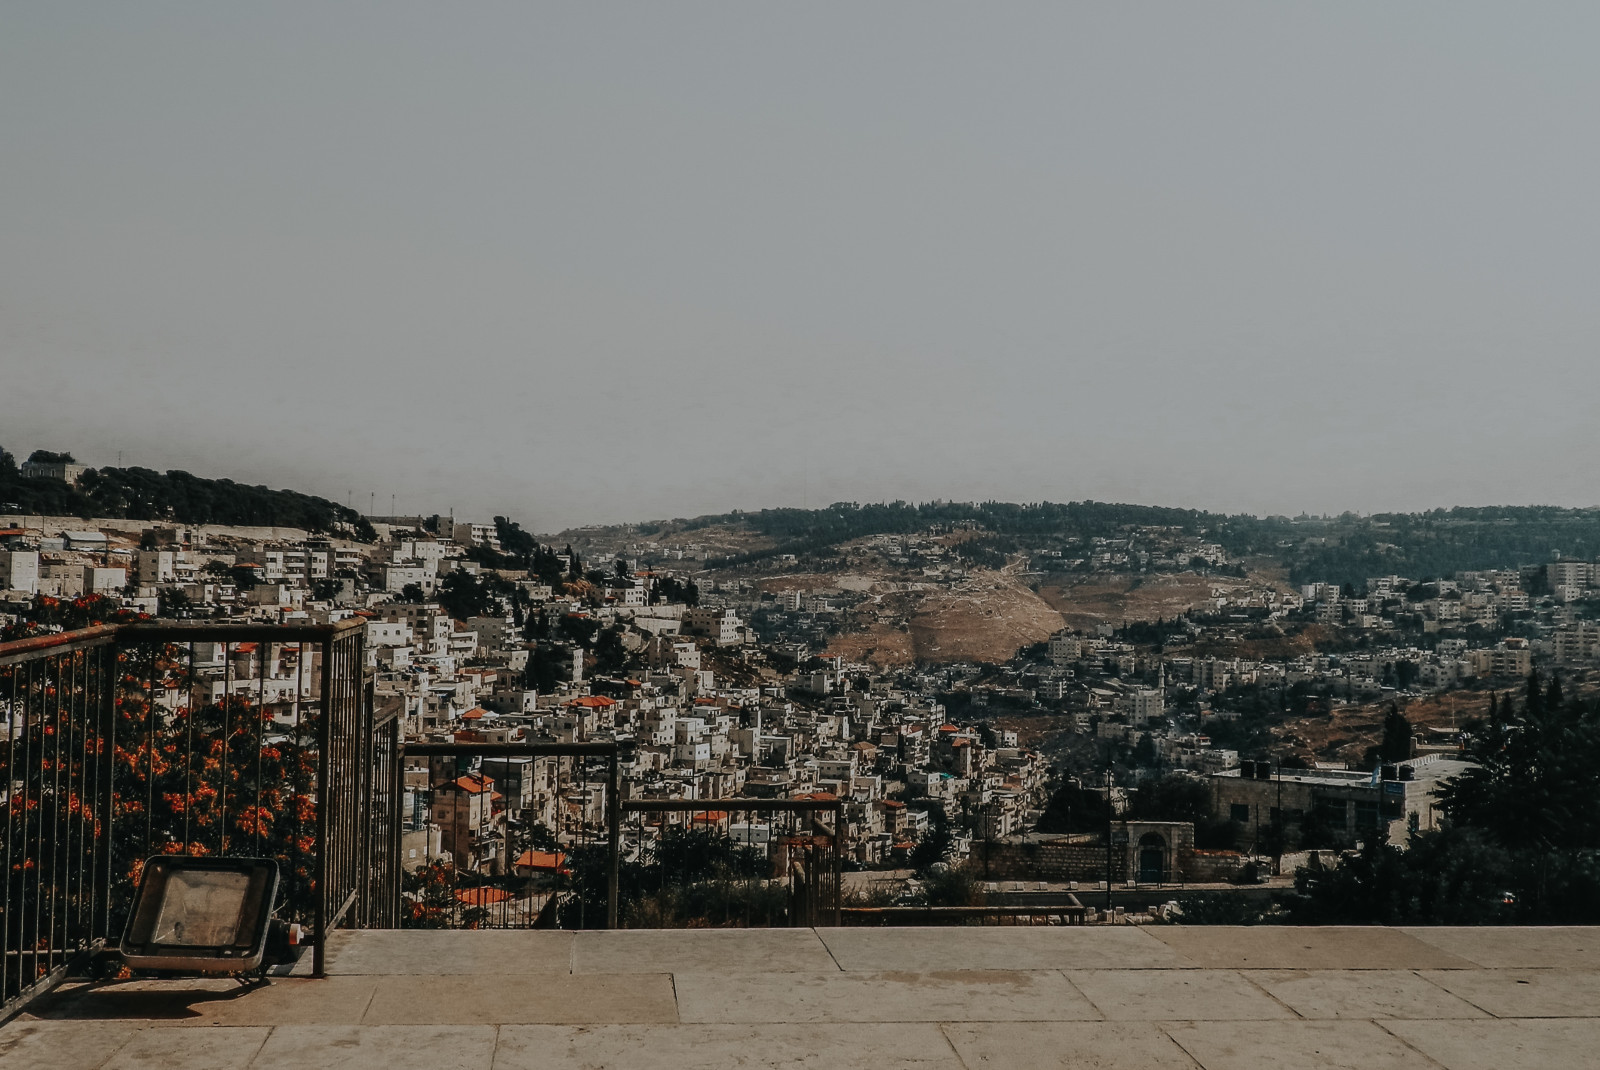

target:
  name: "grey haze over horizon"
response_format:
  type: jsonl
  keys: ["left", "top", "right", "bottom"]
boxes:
{"left": 4, "top": 4, "right": 1598, "bottom": 532}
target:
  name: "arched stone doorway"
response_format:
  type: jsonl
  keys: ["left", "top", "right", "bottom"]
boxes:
{"left": 1138, "top": 832, "right": 1167, "bottom": 884}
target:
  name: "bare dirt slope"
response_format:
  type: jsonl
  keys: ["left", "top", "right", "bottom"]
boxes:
{"left": 1037, "top": 572, "right": 1220, "bottom": 631}
{"left": 907, "top": 569, "right": 1065, "bottom": 663}
{"left": 822, "top": 569, "right": 1064, "bottom": 667}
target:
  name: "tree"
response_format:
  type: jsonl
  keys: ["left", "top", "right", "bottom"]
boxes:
{"left": 1288, "top": 827, "right": 1516, "bottom": 925}
{"left": 402, "top": 861, "right": 489, "bottom": 929}
{"left": 493, "top": 516, "right": 537, "bottom": 562}
{"left": 1292, "top": 675, "right": 1600, "bottom": 924}
{"left": 524, "top": 644, "right": 566, "bottom": 691}
{"left": 1132, "top": 732, "right": 1159, "bottom": 768}
{"left": 438, "top": 571, "right": 495, "bottom": 621}
{"left": 908, "top": 807, "right": 953, "bottom": 873}
{"left": 593, "top": 625, "right": 628, "bottom": 675}
{"left": 1436, "top": 682, "right": 1600, "bottom": 853}
{"left": 1379, "top": 706, "right": 1413, "bottom": 763}
{"left": 399, "top": 582, "right": 427, "bottom": 603}
{"left": 157, "top": 586, "right": 191, "bottom": 617}
{"left": 1036, "top": 782, "right": 1110, "bottom": 834}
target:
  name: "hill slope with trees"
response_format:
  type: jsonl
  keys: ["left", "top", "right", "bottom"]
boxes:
{"left": 0, "top": 447, "right": 374, "bottom": 539}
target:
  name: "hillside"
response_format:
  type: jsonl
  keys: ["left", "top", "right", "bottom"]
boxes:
{"left": 0, "top": 447, "right": 374, "bottom": 539}
{"left": 626, "top": 500, "right": 1600, "bottom": 587}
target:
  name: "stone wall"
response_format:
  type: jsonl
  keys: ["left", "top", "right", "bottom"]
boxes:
{"left": 974, "top": 823, "right": 1244, "bottom": 884}
{"left": 975, "top": 840, "right": 1127, "bottom": 882}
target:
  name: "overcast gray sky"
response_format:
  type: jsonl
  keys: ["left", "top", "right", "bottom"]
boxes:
{"left": 3, "top": 4, "right": 1597, "bottom": 532}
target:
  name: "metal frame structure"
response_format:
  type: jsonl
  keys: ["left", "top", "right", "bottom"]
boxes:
{"left": 0, "top": 620, "right": 393, "bottom": 1018}
{"left": 400, "top": 740, "right": 621, "bottom": 929}
{"left": 621, "top": 797, "right": 845, "bottom": 927}
{"left": 2, "top": 621, "right": 855, "bottom": 1020}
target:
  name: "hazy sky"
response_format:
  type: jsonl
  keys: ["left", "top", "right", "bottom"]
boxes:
{"left": 4, "top": 4, "right": 1597, "bottom": 532}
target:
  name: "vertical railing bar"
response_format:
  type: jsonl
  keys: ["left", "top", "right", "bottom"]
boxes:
{"left": 387, "top": 719, "right": 400, "bottom": 927}
{"left": 72, "top": 649, "right": 88, "bottom": 945}
{"left": 4, "top": 657, "right": 18, "bottom": 1002}
{"left": 291, "top": 642, "right": 304, "bottom": 922}
{"left": 141, "top": 643, "right": 155, "bottom": 859}
{"left": 183, "top": 644, "right": 193, "bottom": 854}
{"left": 24, "top": 656, "right": 41, "bottom": 993}
{"left": 61, "top": 650, "right": 79, "bottom": 956}
{"left": 88, "top": 647, "right": 105, "bottom": 945}
{"left": 220, "top": 641, "right": 231, "bottom": 857}
{"left": 354, "top": 662, "right": 368, "bottom": 927}
{"left": 73, "top": 648, "right": 89, "bottom": 949}
{"left": 92, "top": 645, "right": 112, "bottom": 958}
{"left": 337, "top": 637, "right": 347, "bottom": 925}
{"left": 53, "top": 651, "right": 69, "bottom": 967}
{"left": 256, "top": 646, "right": 266, "bottom": 858}
{"left": 607, "top": 750, "right": 619, "bottom": 929}
{"left": 313, "top": 630, "right": 333, "bottom": 978}
{"left": 45, "top": 651, "right": 61, "bottom": 976}
{"left": 39, "top": 652, "right": 56, "bottom": 977}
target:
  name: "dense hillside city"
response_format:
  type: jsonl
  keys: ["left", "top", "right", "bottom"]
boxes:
{"left": 5, "top": 448, "right": 1600, "bottom": 923}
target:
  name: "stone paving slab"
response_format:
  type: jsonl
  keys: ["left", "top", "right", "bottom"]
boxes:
{"left": 361, "top": 972, "right": 678, "bottom": 1025}
{"left": 494, "top": 1022, "right": 966, "bottom": 1069}
{"left": 1164, "top": 1019, "right": 1437, "bottom": 1069}
{"left": 572, "top": 928, "right": 840, "bottom": 973}
{"left": 23, "top": 977, "right": 382, "bottom": 1027}
{"left": 103, "top": 1026, "right": 270, "bottom": 1070}
{"left": 252, "top": 1025, "right": 497, "bottom": 1070}
{"left": 1383, "top": 1017, "right": 1600, "bottom": 1070}
{"left": 1401, "top": 926, "right": 1600, "bottom": 969}
{"left": 1418, "top": 968, "right": 1600, "bottom": 1018}
{"left": 817, "top": 926, "right": 1196, "bottom": 971}
{"left": 1067, "top": 970, "right": 1295, "bottom": 1021}
{"left": 1148, "top": 926, "right": 1477, "bottom": 970}
{"left": 674, "top": 969, "right": 1100, "bottom": 1024}
{"left": 942, "top": 1021, "right": 1203, "bottom": 1068}
{"left": 0, "top": 1021, "right": 144, "bottom": 1070}
{"left": 308, "top": 929, "right": 574, "bottom": 975}
{"left": 1242, "top": 969, "right": 1489, "bottom": 1020}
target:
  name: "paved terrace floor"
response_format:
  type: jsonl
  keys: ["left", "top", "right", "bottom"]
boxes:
{"left": 6, "top": 925, "right": 1600, "bottom": 1068}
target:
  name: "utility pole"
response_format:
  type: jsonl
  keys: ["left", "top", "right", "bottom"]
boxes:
{"left": 1104, "top": 747, "right": 1114, "bottom": 914}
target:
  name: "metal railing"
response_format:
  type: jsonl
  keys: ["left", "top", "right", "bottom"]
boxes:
{"left": 0, "top": 627, "right": 118, "bottom": 1020}
{"left": 3, "top": 621, "right": 866, "bottom": 1017}
{"left": 619, "top": 798, "right": 844, "bottom": 928}
{"left": 1, "top": 620, "right": 391, "bottom": 1018}
{"left": 397, "top": 740, "right": 619, "bottom": 931}
{"left": 840, "top": 903, "right": 1089, "bottom": 926}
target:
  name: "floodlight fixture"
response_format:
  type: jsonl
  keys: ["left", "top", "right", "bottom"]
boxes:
{"left": 120, "top": 856, "right": 280, "bottom": 974}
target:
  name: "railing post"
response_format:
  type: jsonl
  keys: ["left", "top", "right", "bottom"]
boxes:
{"left": 313, "top": 628, "right": 334, "bottom": 979}
{"left": 832, "top": 800, "right": 844, "bottom": 927}
{"left": 388, "top": 718, "right": 403, "bottom": 928}
{"left": 357, "top": 674, "right": 374, "bottom": 928}
{"left": 606, "top": 749, "right": 620, "bottom": 929}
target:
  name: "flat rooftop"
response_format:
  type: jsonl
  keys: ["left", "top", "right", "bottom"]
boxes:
{"left": 6, "top": 925, "right": 1600, "bottom": 1069}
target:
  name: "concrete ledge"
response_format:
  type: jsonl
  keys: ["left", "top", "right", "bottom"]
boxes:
{"left": 10, "top": 927, "right": 1600, "bottom": 1069}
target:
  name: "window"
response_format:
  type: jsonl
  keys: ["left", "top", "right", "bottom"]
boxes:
{"left": 1314, "top": 796, "right": 1347, "bottom": 826}
{"left": 1230, "top": 804, "right": 1251, "bottom": 824}
{"left": 1355, "top": 801, "right": 1381, "bottom": 828}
